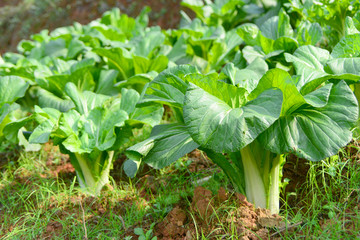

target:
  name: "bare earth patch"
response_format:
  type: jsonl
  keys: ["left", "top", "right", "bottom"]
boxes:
{"left": 155, "top": 186, "right": 285, "bottom": 239}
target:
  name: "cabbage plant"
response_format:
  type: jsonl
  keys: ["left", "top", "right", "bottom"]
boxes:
{"left": 125, "top": 65, "right": 358, "bottom": 213}
{"left": 4, "top": 82, "right": 163, "bottom": 196}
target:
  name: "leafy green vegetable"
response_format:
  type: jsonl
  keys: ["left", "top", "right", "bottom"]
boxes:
{"left": 285, "top": 45, "right": 360, "bottom": 94}
{"left": 4, "top": 83, "right": 163, "bottom": 195}
{"left": 286, "top": 0, "right": 360, "bottom": 48}
{"left": 181, "top": 0, "right": 264, "bottom": 31}
{"left": 166, "top": 18, "right": 242, "bottom": 73}
{"left": 2, "top": 0, "right": 360, "bottom": 214}
{"left": 126, "top": 66, "right": 358, "bottom": 214}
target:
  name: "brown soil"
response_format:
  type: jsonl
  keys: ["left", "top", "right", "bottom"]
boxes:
{"left": 0, "top": 0, "right": 189, "bottom": 53}
{"left": 188, "top": 149, "right": 214, "bottom": 173}
{"left": 41, "top": 142, "right": 75, "bottom": 181}
{"left": 155, "top": 186, "right": 285, "bottom": 240}
{"left": 43, "top": 221, "right": 63, "bottom": 239}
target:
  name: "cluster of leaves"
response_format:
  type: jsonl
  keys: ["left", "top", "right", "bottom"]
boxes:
{"left": 286, "top": 0, "right": 360, "bottom": 48}
{"left": 1, "top": 0, "right": 360, "bottom": 213}
{"left": 0, "top": 7, "right": 169, "bottom": 195}
{"left": 124, "top": 0, "right": 360, "bottom": 214}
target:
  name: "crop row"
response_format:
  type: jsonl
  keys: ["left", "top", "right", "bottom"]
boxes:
{"left": 1, "top": 0, "right": 360, "bottom": 214}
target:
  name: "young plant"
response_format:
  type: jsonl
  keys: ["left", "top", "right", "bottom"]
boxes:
{"left": 181, "top": 0, "right": 265, "bottom": 31}
{"left": 165, "top": 16, "right": 243, "bottom": 73}
{"left": 133, "top": 223, "right": 157, "bottom": 240}
{"left": 125, "top": 65, "right": 358, "bottom": 213}
{"left": 4, "top": 82, "right": 163, "bottom": 195}
{"left": 286, "top": 0, "right": 360, "bottom": 48}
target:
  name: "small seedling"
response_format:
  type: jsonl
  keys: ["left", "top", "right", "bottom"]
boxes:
{"left": 134, "top": 223, "right": 157, "bottom": 240}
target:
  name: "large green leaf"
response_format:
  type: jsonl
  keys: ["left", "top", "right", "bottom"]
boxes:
{"left": 100, "top": 8, "right": 135, "bottom": 37}
{"left": 3, "top": 115, "right": 35, "bottom": 143}
{"left": 68, "top": 69, "right": 96, "bottom": 92}
{"left": 296, "top": 20, "right": 322, "bottom": 45}
{"left": 37, "top": 64, "right": 95, "bottom": 98}
{"left": 183, "top": 81, "right": 282, "bottom": 153}
{"left": 273, "top": 37, "right": 298, "bottom": 53}
{"left": 17, "top": 128, "right": 42, "bottom": 152}
{"left": 37, "top": 89, "right": 74, "bottom": 112}
{"left": 327, "top": 58, "right": 360, "bottom": 76}
{"left": 93, "top": 48, "right": 134, "bottom": 80}
{"left": 345, "top": 16, "right": 360, "bottom": 35}
{"left": 133, "top": 55, "right": 168, "bottom": 74}
{"left": 0, "top": 76, "right": 28, "bottom": 137}
{"left": 138, "top": 65, "right": 198, "bottom": 108}
{"left": 70, "top": 58, "right": 96, "bottom": 73}
{"left": 128, "top": 104, "right": 164, "bottom": 127}
{"left": 29, "top": 119, "right": 56, "bottom": 144}
{"left": 260, "top": 81, "right": 358, "bottom": 161}
{"left": 132, "top": 28, "right": 166, "bottom": 57}
{"left": 92, "top": 24, "right": 127, "bottom": 43}
{"left": 285, "top": 45, "right": 331, "bottom": 89}
{"left": 0, "top": 76, "right": 29, "bottom": 105}
{"left": 114, "top": 72, "right": 156, "bottom": 89}
{"left": 242, "top": 46, "right": 266, "bottom": 63}
{"left": 0, "top": 64, "right": 38, "bottom": 81}
{"left": 67, "top": 38, "right": 87, "bottom": 59}
{"left": 166, "top": 34, "right": 187, "bottom": 62}
{"left": 237, "top": 23, "right": 260, "bottom": 46}
{"left": 303, "top": 83, "right": 333, "bottom": 108}
{"left": 119, "top": 88, "right": 163, "bottom": 127}
{"left": 286, "top": 48, "right": 360, "bottom": 94}
{"left": 55, "top": 109, "right": 81, "bottom": 139}
{"left": 181, "top": 0, "right": 205, "bottom": 22}
{"left": 95, "top": 69, "right": 119, "bottom": 96}
{"left": 44, "top": 38, "right": 68, "bottom": 58}
{"left": 83, "top": 107, "right": 128, "bottom": 151}
{"left": 65, "top": 82, "right": 110, "bottom": 115}
{"left": 260, "top": 8, "right": 293, "bottom": 40}
{"left": 0, "top": 104, "right": 12, "bottom": 135}
{"left": 126, "top": 123, "right": 199, "bottom": 170}
{"left": 29, "top": 107, "right": 62, "bottom": 144}
{"left": 120, "top": 88, "right": 140, "bottom": 115}
{"left": 185, "top": 73, "right": 247, "bottom": 108}
{"left": 209, "top": 29, "right": 243, "bottom": 69}
{"left": 4, "top": 106, "right": 60, "bottom": 144}
{"left": 331, "top": 34, "right": 360, "bottom": 58}
{"left": 221, "top": 59, "right": 267, "bottom": 93}
{"left": 249, "top": 69, "right": 305, "bottom": 116}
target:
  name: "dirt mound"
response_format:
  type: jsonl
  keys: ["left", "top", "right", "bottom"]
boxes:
{"left": 156, "top": 186, "right": 285, "bottom": 239}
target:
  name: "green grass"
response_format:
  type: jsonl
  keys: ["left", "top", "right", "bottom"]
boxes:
{"left": 0, "top": 143, "right": 196, "bottom": 239}
{"left": 279, "top": 146, "right": 360, "bottom": 239}
{"left": 0, "top": 141, "right": 360, "bottom": 239}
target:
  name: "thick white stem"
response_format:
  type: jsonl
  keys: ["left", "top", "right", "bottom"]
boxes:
{"left": 75, "top": 152, "right": 96, "bottom": 192}
{"left": 268, "top": 155, "right": 282, "bottom": 214}
{"left": 74, "top": 151, "right": 114, "bottom": 196}
{"left": 240, "top": 147, "right": 267, "bottom": 209}
{"left": 94, "top": 151, "right": 114, "bottom": 195}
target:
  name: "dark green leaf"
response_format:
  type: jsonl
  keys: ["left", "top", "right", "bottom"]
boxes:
{"left": 260, "top": 81, "right": 358, "bottom": 161}
{"left": 126, "top": 123, "right": 199, "bottom": 169}
{"left": 183, "top": 81, "right": 282, "bottom": 152}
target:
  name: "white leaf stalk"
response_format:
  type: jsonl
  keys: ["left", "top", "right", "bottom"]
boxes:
{"left": 74, "top": 151, "right": 114, "bottom": 196}
{"left": 239, "top": 142, "right": 284, "bottom": 214}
